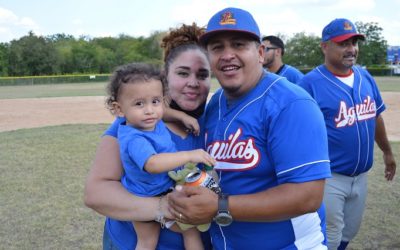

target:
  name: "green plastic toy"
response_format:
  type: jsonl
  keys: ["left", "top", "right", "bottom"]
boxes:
{"left": 168, "top": 163, "right": 211, "bottom": 232}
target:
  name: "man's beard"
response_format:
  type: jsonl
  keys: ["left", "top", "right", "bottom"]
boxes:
{"left": 263, "top": 58, "right": 273, "bottom": 68}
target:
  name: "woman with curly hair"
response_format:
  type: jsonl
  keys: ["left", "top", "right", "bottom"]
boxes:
{"left": 84, "top": 23, "right": 213, "bottom": 250}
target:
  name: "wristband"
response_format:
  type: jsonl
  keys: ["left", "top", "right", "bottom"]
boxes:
{"left": 155, "top": 196, "right": 166, "bottom": 228}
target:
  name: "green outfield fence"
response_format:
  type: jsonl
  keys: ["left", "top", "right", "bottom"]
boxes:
{"left": 0, "top": 74, "right": 111, "bottom": 86}
{"left": 1, "top": 67, "right": 400, "bottom": 86}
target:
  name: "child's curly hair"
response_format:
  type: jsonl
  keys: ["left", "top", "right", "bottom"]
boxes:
{"left": 105, "top": 63, "right": 165, "bottom": 115}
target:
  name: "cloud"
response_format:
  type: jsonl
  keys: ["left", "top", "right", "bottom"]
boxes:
{"left": 329, "top": 0, "right": 375, "bottom": 11}
{"left": 170, "top": 1, "right": 227, "bottom": 26}
{"left": 19, "top": 17, "right": 37, "bottom": 27}
{"left": 0, "top": 7, "right": 40, "bottom": 42}
{"left": 367, "top": 16, "right": 400, "bottom": 46}
{"left": 0, "top": 7, "right": 18, "bottom": 24}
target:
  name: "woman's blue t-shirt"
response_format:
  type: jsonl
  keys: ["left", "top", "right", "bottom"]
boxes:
{"left": 103, "top": 116, "right": 211, "bottom": 250}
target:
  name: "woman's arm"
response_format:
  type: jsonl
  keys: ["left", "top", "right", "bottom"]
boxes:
{"left": 84, "top": 135, "right": 168, "bottom": 221}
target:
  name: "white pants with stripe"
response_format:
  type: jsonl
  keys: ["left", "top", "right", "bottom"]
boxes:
{"left": 323, "top": 172, "right": 368, "bottom": 250}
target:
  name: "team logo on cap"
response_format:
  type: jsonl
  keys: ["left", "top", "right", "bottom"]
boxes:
{"left": 343, "top": 21, "right": 353, "bottom": 31}
{"left": 220, "top": 11, "right": 236, "bottom": 25}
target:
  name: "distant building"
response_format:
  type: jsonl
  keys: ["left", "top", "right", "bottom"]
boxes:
{"left": 387, "top": 46, "right": 400, "bottom": 64}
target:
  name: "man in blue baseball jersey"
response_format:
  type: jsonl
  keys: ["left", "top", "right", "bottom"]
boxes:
{"left": 168, "top": 7, "right": 332, "bottom": 249}
{"left": 262, "top": 35, "right": 304, "bottom": 84}
{"left": 298, "top": 18, "right": 397, "bottom": 250}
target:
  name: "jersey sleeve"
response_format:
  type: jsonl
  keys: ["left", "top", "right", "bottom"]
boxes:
{"left": 269, "top": 99, "right": 331, "bottom": 184}
{"left": 297, "top": 77, "right": 313, "bottom": 96}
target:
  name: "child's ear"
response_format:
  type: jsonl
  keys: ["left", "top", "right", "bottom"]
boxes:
{"left": 112, "top": 102, "right": 124, "bottom": 117}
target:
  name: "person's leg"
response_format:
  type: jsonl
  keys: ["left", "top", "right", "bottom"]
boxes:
{"left": 338, "top": 241, "right": 349, "bottom": 250}
{"left": 341, "top": 172, "right": 368, "bottom": 249}
{"left": 169, "top": 222, "right": 203, "bottom": 250}
{"left": 323, "top": 173, "right": 351, "bottom": 250}
{"left": 133, "top": 221, "right": 160, "bottom": 250}
{"left": 182, "top": 227, "right": 204, "bottom": 250}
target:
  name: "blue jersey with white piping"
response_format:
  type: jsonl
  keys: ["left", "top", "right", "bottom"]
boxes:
{"left": 277, "top": 64, "right": 304, "bottom": 84}
{"left": 298, "top": 65, "right": 385, "bottom": 176}
{"left": 205, "top": 72, "right": 331, "bottom": 249}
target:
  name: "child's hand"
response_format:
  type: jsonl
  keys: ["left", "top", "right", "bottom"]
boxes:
{"left": 182, "top": 115, "right": 200, "bottom": 136}
{"left": 188, "top": 149, "right": 216, "bottom": 167}
{"left": 162, "top": 107, "right": 200, "bottom": 135}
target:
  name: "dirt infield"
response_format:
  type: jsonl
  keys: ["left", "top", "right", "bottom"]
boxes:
{"left": 0, "top": 93, "right": 399, "bottom": 141}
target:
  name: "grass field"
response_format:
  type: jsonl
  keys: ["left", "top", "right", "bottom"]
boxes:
{"left": 374, "top": 76, "right": 400, "bottom": 92}
{"left": 0, "top": 125, "right": 107, "bottom": 249}
{"left": 0, "top": 77, "right": 399, "bottom": 249}
{"left": 0, "top": 82, "right": 108, "bottom": 99}
{"left": 0, "top": 124, "right": 398, "bottom": 249}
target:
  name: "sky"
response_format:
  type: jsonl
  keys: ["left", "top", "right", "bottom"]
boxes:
{"left": 1, "top": 0, "right": 400, "bottom": 46}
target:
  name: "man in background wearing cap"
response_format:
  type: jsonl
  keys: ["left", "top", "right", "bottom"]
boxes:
{"left": 262, "top": 35, "right": 304, "bottom": 84}
{"left": 168, "top": 7, "right": 331, "bottom": 249}
{"left": 298, "top": 18, "right": 396, "bottom": 250}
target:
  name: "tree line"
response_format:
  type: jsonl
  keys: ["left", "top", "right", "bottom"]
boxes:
{"left": 0, "top": 22, "right": 388, "bottom": 77}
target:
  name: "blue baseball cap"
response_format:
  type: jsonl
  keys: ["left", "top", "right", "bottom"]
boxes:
{"left": 322, "top": 18, "right": 365, "bottom": 42}
{"left": 199, "top": 7, "right": 261, "bottom": 45}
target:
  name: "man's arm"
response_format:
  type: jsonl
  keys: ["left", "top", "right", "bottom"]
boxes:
{"left": 167, "top": 180, "right": 325, "bottom": 225}
{"left": 230, "top": 180, "right": 324, "bottom": 221}
{"left": 375, "top": 114, "right": 396, "bottom": 181}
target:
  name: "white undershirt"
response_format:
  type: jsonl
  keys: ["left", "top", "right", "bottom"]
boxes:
{"left": 336, "top": 73, "right": 354, "bottom": 88}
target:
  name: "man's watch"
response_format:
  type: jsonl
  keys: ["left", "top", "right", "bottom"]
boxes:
{"left": 214, "top": 193, "right": 233, "bottom": 226}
